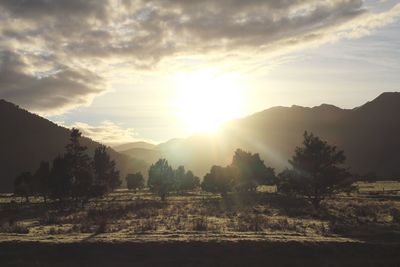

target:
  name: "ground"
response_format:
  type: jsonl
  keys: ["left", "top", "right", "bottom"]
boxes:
{"left": 1, "top": 182, "right": 400, "bottom": 266}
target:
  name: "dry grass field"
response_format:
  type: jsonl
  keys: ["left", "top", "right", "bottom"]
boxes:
{"left": 1, "top": 182, "right": 400, "bottom": 266}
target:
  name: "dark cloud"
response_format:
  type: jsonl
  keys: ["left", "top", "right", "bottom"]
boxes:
{"left": 0, "top": 0, "right": 398, "bottom": 113}
{"left": 0, "top": 0, "right": 109, "bottom": 21}
{"left": 0, "top": 50, "right": 105, "bottom": 113}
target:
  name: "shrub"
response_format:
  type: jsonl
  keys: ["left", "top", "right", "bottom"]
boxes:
{"left": 126, "top": 172, "right": 145, "bottom": 192}
{"left": 192, "top": 217, "right": 208, "bottom": 231}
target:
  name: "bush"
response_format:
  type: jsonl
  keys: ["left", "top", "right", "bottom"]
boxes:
{"left": 136, "top": 218, "right": 157, "bottom": 232}
{"left": 126, "top": 172, "right": 145, "bottom": 192}
{"left": 0, "top": 222, "right": 29, "bottom": 234}
{"left": 40, "top": 212, "right": 61, "bottom": 225}
{"left": 192, "top": 217, "right": 208, "bottom": 231}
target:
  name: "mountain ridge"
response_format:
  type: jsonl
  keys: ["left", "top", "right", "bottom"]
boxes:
{"left": 121, "top": 92, "right": 400, "bottom": 179}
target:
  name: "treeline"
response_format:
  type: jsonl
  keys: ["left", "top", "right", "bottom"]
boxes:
{"left": 126, "top": 131, "right": 354, "bottom": 209}
{"left": 14, "top": 130, "right": 355, "bottom": 209}
{"left": 125, "top": 163, "right": 200, "bottom": 199}
{"left": 14, "top": 129, "right": 120, "bottom": 205}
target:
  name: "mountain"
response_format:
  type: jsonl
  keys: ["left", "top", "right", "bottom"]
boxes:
{"left": 2, "top": 92, "right": 399, "bottom": 192}
{"left": 113, "top": 141, "right": 156, "bottom": 152}
{"left": 121, "top": 92, "right": 400, "bottom": 179}
{"left": 118, "top": 148, "right": 162, "bottom": 165}
{"left": 0, "top": 100, "right": 148, "bottom": 192}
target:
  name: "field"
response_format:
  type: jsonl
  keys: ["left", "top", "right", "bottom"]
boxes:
{"left": 1, "top": 182, "right": 400, "bottom": 266}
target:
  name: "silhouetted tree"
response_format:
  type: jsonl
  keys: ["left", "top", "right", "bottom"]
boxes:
{"left": 148, "top": 159, "right": 174, "bottom": 201}
{"left": 49, "top": 155, "right": 72, "bottom": 201}
{"left": 93, "top": 145, "right": 121, "bottom": 196}
{"left": 65, "top": 128, "right": 93, "bottom": 202}
{"left": 14, "top": 172, "right": 33, "bottom": 202}
{"left": 32, "top": 161, "right": 51, "bottom": 203}
{"left": 175, "top": 166, "right": 200, "bottom": 192}
{"left": 276, "top": 168, "right": 297, "bottom": 196}
{"left": 231, "top": 149, "right": 275, "bottom": 192}
{"left": 126, "top": 172, "right": 145, "bottom": 192}
{"left": 278, "top": 131, "right": 353, "bottom": 209}
{"left": 202, "top": 165, "right": 234, "bottom": 198}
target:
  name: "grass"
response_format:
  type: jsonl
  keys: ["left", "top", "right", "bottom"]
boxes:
{"left": 356, "top": 181, "right": 400, "bottom": 195}
{"left": 0, "top": 183, "right": 400, "bottom": 243}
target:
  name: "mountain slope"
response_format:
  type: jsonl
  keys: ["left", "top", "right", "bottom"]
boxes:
{"left": 0, "top": 100, "right": 148, "bottom": 192}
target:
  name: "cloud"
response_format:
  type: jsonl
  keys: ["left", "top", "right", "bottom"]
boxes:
{"left": 0, "top": 0, "right": 399, "bottom": 113}
{"left": 0, "top": 50, "right": 106, "bottom": 114}
{"left": 61, "top": 120, "right": 145, "bottom": 145}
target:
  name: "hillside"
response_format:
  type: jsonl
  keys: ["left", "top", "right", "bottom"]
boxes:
{"left": 121, "top": 92, "right": 400, "bottom": 179}
{"left": 0, "top": 100, "right": 148, "bottom": 192}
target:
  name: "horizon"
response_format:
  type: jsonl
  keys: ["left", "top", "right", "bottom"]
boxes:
{"left": 1, "top": 90, "right": 398, "bottom": 147}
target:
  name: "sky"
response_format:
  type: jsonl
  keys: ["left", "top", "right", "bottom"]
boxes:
{"left": 0, "top": 0, "right": 399, "bottom": 144}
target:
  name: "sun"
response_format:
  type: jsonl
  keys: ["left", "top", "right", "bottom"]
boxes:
{"left": 174, "top": 69, "right": 244, "bottom": 134}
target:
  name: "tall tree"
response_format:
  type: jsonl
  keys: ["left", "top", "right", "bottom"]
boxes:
{"left": 148, "top": 159, "right": 174, "bottom": 201}
{"left": 231, "top": 149, "right": 275, "bottom": 192}
{"left": 201, "top": 165, "right": 234, "bottom": 198}
{"left": 93, "top": 145, "right": 121, "bottom": 195}
{"left": 65, "top": 128, "right": 93, "bottom": 201}
{"left": 278, "top": 131, "right": 353, "bottom": 209}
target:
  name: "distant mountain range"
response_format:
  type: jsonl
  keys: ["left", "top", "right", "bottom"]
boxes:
{"left": 0, "top": 100, "right": 148, "bottom": 192}
{"left": 117, "top": 92, "right": 400, "bottom": 180}
{"left": 1, "top": 92, "right": 399, "bottom": 192}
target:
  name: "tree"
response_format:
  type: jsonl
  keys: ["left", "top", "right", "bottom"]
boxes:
{"left": 14, "top": 172, "right": 33, "bottom": 202}
{"left": 49, "top": 155, "right": 73, "bottom": 201}
{"left": 126, "top": 172, "right": 145, "bottom": 192}
{"left": 174, "top": 166, "right": 200, "bottom": 192}
{"left": 32, "top": 161, "right": 51, "bottom": 203}
{"left": 201, "top": 165, "right": 234, "bottom": 198}
{"left": 148, "top": 159, "right": 175, "bottom": 201}
{"left": 93, "top": 145, "right": 121, "bottom": 196}
{"left": 231, "top": 149, "right": 275, "bottom": 192}
{"left": 278, "top": 131, "right": 353, "bottom": 209}
{"left": 65, "top": 128, "right": 93, "bottom": 202}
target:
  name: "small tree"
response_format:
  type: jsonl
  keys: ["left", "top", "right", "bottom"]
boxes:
{"left": 32, "top": 161, "right": 51, "bottom": 203}
{"left": 14, "top": 172, "right": 33, "bottom": 202}
{"left": 126, "top": 172, "right": 145, "bottom": 192}
{"left": 175, "top": 166, "right": 200, "bottom": 192}
{"left": 93, "top": 145, "right": 121, "bottom": 196}
{"left": 201, "top": 165, "right": 234, "bottom": 198}
{"left": 148, "top": 159, "right": 175, "bottom": 201}
{"left": 231, "top": 149, "right": 275, "bottom": 192}
{"left": 278, "top": 131, "right": 353, "bottom": 209}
